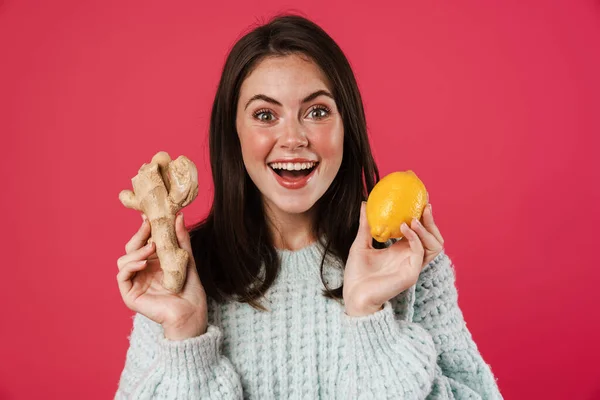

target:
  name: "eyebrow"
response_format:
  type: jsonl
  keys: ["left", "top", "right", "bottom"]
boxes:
{"left": 243, "top": 89, "right": 334, "bottom": 110}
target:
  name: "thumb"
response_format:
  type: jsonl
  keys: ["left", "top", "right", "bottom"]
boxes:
{"left": 175, "top": 212, "right": 194, "bottom": 261}
{"left": 175, "top": 212, "right": 204, "bottom": 295}
{"left": 352, "top": 202, "right": 373, "bottom": 250}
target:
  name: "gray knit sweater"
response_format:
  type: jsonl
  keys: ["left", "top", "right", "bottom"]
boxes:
{"left": 115, "top": 240, "right": 502, "bottom": 399}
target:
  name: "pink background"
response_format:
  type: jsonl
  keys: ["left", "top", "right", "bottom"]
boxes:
{"left": 2, "top": 0, "right": 599, "bottom": 399}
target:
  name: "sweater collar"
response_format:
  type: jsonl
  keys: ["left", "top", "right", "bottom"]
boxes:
{"left": 274, "top": 237, "right": 343, "bottom": 286}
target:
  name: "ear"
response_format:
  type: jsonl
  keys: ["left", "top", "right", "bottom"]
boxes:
{"left": 351, "top": 202, "right": 373, "bottom": 250}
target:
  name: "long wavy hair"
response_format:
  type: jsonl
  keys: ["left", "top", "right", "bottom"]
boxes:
{"left": 188, "top": 13, "right": 380, "bottom": 309}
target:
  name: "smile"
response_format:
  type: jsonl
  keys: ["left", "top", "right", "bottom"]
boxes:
{"left": 268, "top": 161, "right": 319, "bottom": 189}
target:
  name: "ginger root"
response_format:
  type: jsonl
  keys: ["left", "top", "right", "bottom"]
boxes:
{"left": 119, "top": 151, "right": 199, "bottom": 293}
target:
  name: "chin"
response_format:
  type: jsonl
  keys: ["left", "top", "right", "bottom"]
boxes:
{"left": 267, "top": 194, "right": 317, "bottom": 215}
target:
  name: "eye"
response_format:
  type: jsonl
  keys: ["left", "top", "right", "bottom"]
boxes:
{"left": 307, "top": 105, "right": 331, "bottom": 120}
{"left": 253, "top": 109, "right": 275, "bottom": 122}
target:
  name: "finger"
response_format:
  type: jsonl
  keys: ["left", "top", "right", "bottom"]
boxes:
{"left": 421, "top": 204, "right": 445, "bottom": 246}
{"left": 175, "top": 213, "right": 207, "bottom": 293}
{"left": 175, "top": 212, "right": 194, "bottom": 261}
{"left": 351, "top": 202, "right": 373, "bottom": 250}
{"left": 117, "top": 259, "right": 148, "bottom": 299}
{"left": 411, "top": 216, "right": 442, "bottom": 251}
{"left": 401, "top": 222, "right": 425, "bottom": 272}
{"left": 125, "top": 217, "right": 152, "bottom": 254}
{"left": 118, "top": 241, "right": 155, "bottom": 271}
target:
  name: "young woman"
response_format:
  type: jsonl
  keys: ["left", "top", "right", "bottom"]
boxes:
{"left": 115, "top": 14, "right": 502, "bottom": 399}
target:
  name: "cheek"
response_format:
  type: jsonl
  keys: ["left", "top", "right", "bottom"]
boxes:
{"left": 310, "top": 124, "right": 344, "bottom": 161}
{"left": 239, "top": 128, "right": 274, "bottom": 163}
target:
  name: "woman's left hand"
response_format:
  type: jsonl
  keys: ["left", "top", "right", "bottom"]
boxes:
{"left": 343, "top": 202, "right": 445, "bottom": 317}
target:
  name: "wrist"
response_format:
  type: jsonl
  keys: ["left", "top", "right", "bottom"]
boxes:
{"left": 344, "top": 303, "right": 384, "bottom": 317}
{"left": 163, "top": 314, "right": 207, "bottom": 341}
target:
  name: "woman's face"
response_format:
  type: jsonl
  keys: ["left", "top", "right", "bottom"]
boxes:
{"left": 236, "top": 54, "right": 344, "bottom": 217}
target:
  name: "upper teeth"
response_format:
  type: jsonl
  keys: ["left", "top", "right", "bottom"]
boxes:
{"left": 269, "top": 162, "right": 317, "bottom": 171}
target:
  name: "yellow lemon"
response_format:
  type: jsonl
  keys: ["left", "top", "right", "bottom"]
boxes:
{"left": 366, "top": 170, "right": 429, "bottom": 243}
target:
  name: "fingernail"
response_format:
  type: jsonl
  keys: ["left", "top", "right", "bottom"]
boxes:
{"left": 429, "top": 204, "right": 433, "bottom": 213}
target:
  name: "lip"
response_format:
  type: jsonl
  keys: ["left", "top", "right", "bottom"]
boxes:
{"left": 269, "top": 163, "right": 318, "bottom": 190}
{"left": 267, "top": 158, "right": 319, "bottom": 164}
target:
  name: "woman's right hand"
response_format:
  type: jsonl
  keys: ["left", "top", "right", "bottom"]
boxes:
{"left": 116, "top": 212, "right": 208, "bottom": 340}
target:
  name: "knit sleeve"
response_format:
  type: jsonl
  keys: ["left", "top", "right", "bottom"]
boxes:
{"left": 413, "top": 251, "right": 503, "bottom": 399}
{"left": 115, "top": 313, "right": 243, "bottom": 400}
{"left": 340, "top": 301, "right": 439, "bottom": 398}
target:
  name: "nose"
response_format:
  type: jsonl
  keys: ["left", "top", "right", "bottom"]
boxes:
{"left": 279, "top": 120, "right": 308, "bottom": 150}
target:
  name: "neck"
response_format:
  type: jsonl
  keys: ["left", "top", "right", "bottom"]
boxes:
{"left": 264, "top": 202, "right": 317, "bottom": 251}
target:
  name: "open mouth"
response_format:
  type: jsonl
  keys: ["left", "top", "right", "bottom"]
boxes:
{"left": 268, "top": 162, "right": 319, "bottom": 179}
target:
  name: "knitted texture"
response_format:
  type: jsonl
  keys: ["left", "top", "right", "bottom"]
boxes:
{"left": 115, "top": 241, "right": 502, "bottom": 399}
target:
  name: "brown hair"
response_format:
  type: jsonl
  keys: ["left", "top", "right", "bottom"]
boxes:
{"left": 189, "top": 13, "right": 380, "bottom": 309}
